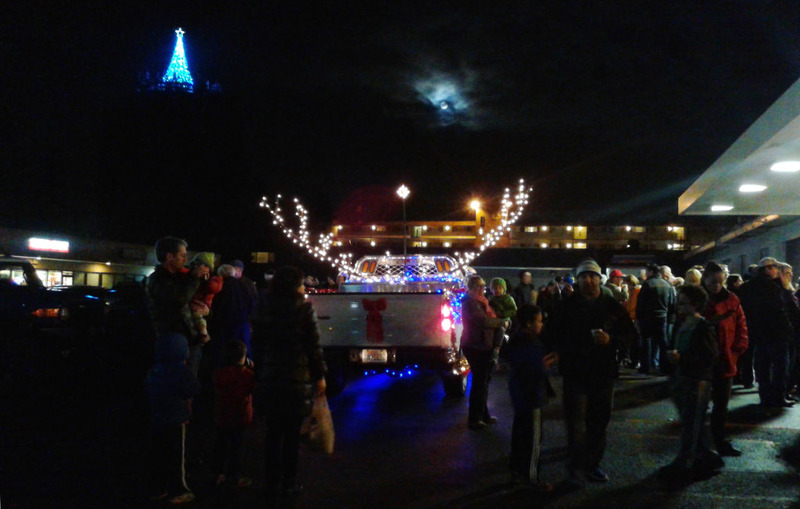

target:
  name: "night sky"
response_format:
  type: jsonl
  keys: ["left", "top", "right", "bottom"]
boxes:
{"left": 5, "top": 2, "right": 800, "bottom": 256}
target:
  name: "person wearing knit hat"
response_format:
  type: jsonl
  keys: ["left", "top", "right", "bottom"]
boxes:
{"left": 575, "top": 259, "right": 602, "bottom": 277}
{"left": 545, "top": 258, "right": 636, "bottom": 486}
{"left": 489, "top": 278, "right": 517, "bottom": 321}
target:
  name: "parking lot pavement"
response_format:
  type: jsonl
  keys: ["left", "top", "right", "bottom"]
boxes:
{"left": 2, "top": 363, "right": 799, "bottom": 509}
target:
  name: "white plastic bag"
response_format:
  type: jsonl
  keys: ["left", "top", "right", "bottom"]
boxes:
{"left": 303, "top": 395, "right": 335, "bottom": 454}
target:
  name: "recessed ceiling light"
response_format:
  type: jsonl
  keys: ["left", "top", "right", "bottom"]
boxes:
{"left": 770, "top": 161, "right": 800, "bottom": 172}
{"left": 710, "top": 204, "right": 734, "bottom": 212}
{"left": 739, "top": 184, "right": 767, "bottom": 193}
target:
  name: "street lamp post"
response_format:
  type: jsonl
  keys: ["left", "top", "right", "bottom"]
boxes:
{"left": 470, "top": 199, "right": 481, "bottom": 248}
{"left": 397, "top": 184, "right": 410, "bottom": 256}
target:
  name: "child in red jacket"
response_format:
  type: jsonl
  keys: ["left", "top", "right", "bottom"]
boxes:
{"left": 189, "top": 252, "right": 223, "bottom": 344}
{"left": 212, "top": 340, "right": 256, "bottom": 487}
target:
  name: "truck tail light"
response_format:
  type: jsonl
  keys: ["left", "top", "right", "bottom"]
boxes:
{"left": 440, "top": 318, "right": 453, "bottom": 332}
{"left": 440, "top": 303, "right": 453, "bottom": 331}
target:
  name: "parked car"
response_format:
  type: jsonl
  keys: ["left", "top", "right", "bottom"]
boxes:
{"left": 0, "top": 255, "right": 50, "bottom": 330}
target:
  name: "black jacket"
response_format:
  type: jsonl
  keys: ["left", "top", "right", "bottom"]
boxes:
{"left": 144, "top": 265, "right": 201, "bottom": 343}
{"left": 636, "top": 276, "right": 675, "bottom": 322}
{"left": 252, "top": 294, "right": 326, "bottom": 416}
{"left": 547, "top": 291, "right": 635, "bottom": 380}
{"left": 671, "top": 317, "right": 718, "bottom": 381}
{"left": 738, "top": 274, "right": 793, "bottom": 344}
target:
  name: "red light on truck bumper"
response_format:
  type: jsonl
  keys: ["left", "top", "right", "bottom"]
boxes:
{"left": 441, "top": 318, "right": 453, "bottom": 332}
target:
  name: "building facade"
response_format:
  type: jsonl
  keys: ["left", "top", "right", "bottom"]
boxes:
{"left": 0, "top": 227, "right": 161, "bottom": 288}
{"left": 331, "top": 218, "right": 704, "bottom": 253}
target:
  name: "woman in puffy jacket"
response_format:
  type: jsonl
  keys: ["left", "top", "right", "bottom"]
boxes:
{"left": 252, "top": 266, "right": 326, "bottom": 497}
{"left": 701, "top": 261, "right": 748, "bottom": 457}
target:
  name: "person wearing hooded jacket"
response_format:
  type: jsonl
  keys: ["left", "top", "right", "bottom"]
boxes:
{"left": 145, "top": 332, "right": 201, "bottom": 504}
{"left": 701, "top": 261, "right": 748, "bottom": 457}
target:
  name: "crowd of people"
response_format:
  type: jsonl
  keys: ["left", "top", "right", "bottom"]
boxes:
{"left": 140, "top": 234, "right": 800, "bottom": 502}
{"left": 463, "top": 256, "right": 800, "bottom": 489}
{"left": 143, "top": 236, "right": 325, "bottom": 505}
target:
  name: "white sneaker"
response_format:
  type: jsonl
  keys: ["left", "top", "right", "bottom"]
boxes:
{"left": 169, "top": 491, "right": 195, "bottom": 504}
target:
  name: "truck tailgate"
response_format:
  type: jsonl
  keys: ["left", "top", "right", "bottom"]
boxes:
{"left": 310, "top": 293, "right": 456, "bottom": 349}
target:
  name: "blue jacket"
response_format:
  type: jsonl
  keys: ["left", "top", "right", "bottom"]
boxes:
{"left": 145, "top": 333, "right": 200, "bottom": 427}
{"left": 501, "top": 328, "right": 552, "bottom": 411}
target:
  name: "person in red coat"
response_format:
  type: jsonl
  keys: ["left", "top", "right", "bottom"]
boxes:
{"left": 701, "top": 261, "right": 748, "bottom": 457}
{"left": 212, "top": 340, "right": 256, "bottom": 487}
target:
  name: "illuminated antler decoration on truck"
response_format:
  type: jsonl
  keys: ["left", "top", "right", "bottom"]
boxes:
{"left": 259, "top": 179, "right": 533, "bottom": 275}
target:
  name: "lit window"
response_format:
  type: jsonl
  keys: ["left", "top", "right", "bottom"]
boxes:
{"left": 524, "top": 226, "right": 537, "bottom": 233}
{"left": 575, "top": 242, "right": 587, "bottom": 249}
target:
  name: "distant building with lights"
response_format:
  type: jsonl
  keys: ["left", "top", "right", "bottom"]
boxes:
{"left": 330, "top": 217, "right": 708, "bottom": 253}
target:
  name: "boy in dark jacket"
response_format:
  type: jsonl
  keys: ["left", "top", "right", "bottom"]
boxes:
{"left": 212, "top": 340, "right": 256, "bottom": 488}
{"left": 145, "top": 333, "right": 201, "bottom": 503}
{"left": 658, "top": 284, "right": 722, "bottom": 482}
{"left": 501, "top": 305, "right": 557, "bottom": 491}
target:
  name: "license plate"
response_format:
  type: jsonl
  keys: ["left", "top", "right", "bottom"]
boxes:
{"left": 360, "top": 349, "right": 388, "bottom": 363}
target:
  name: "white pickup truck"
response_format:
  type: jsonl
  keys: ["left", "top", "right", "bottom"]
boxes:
{"left": 309, "top": 254, "right": 471, "bottom": 397}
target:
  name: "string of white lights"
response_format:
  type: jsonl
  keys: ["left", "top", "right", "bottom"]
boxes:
{"left": 259, "top": 179, "right": 533, "bottom": 275}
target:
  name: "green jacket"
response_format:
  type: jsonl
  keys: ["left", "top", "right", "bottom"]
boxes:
{"left": 489, "top": 294, "right": 518, "bottom": 319}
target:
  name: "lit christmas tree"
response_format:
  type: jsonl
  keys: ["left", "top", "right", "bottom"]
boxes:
{"left": 161, "top": 28, "right": 194, "bottom": 93}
